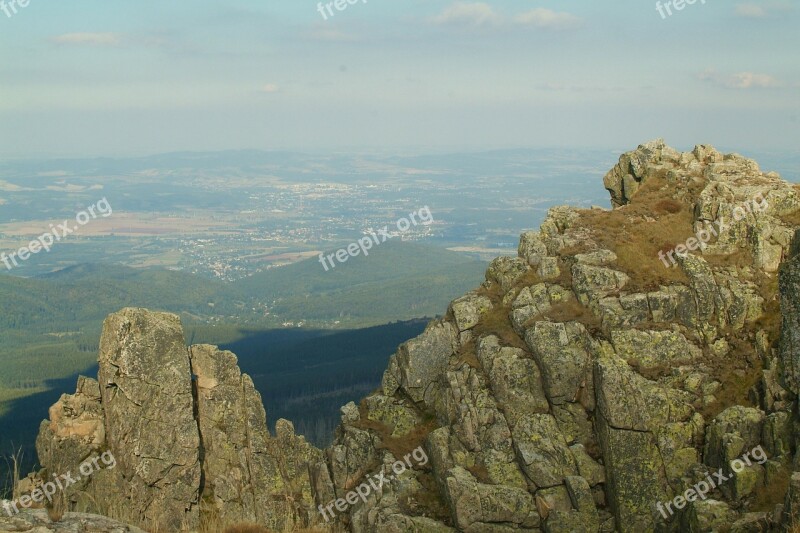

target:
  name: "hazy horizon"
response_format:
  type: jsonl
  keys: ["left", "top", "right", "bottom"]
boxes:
{"left": 1, "top": 1, "right": 798, "bottom": 157}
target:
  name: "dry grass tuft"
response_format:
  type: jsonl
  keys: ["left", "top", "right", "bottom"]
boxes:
{"left": 528, "top": 298, "right": 601, "bottom": 334}
{"left": 573, "top": 176, "right": 694, "bottom": 291}
{"left": 473, "top": 304, "right": 528, "bottom": 350}
{"left": 700, "top": 334, "right": 764, "bottom": 421}
{"left": 750, "top": 466, "right": 790, "bottom": 513}
{"left": 456, "top": 343, "right": 482, "bottom": 370}
{"left": 45, "top": 489, "right": 66, "bottom": 523}
{"left": 655, "top": 199, "right": 683, "bottom": 214}
{"left": 3, "top": 447, "right": 23, "bottom": 501}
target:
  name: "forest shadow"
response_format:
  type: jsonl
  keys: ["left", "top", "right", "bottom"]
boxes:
{"left": 0, "top": 318, "right": 430, "bottom": 493}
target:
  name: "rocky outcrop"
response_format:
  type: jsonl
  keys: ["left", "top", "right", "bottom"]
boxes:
{"left": 30, "top": 140, "right": 800, "bottom": 532}
{"left": 306, "top": 141, "right": 800, "bottom": 532}
{"left": 35, "top": 308, "right": 321, "bottom": 532}
{"left": 98, "top": 309, "right": 201, "bottom": 528}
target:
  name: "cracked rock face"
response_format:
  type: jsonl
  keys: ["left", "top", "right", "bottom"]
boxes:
{"left": 97, "top": 309, "right": 201, "bottom": 530}
{"left": 35, "top": 308, "right": 320, "bottom": 532}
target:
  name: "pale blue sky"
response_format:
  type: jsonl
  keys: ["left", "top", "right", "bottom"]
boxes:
{"left": 0, "top": 0, "right": 797, "bottom": 156}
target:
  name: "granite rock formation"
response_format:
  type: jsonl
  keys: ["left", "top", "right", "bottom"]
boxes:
{"left": 32, "top": 140, "right": 800, "bottom": 532}
{"left": 35, "top": 308, "right": 320, "bottom": 532}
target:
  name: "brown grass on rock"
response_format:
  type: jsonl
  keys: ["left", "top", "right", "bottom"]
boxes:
{"left": 572, "top": 176, "right": 694, "bottom": 291}
{"left": 351, "top": 400, "right": 438, "bottom": 461}
{"left": 527, "top": 299, "right": 601, "bottom": 335}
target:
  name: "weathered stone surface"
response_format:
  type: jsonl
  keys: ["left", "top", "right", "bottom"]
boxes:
{"left": 730, "top": 512, "right": 772, "bottom": 532}
{"left": 373, "top": 513, "right": 455, "bottom": 532}
{"left": 610, "top": 329, "right": 701, "bottom": 370}
{"left": 656, "top": 417, "right": 702, "bottom": 483}
{"left": 313, "top": 142, "right": 799, "bottom": 532}
{"left": 704, "top": 406, "right": 765, "bottom": 469}
{"left": 439, "top": 366, "right": 513, "bottom": 454}
{"left": 681, "top": 499, "right": 738, "bottom": 532}
{"left": 525, "top": 321, "right": 592, "bottom": 406}
{"left": 327, "top": 425, "right": 379, "bottom": 493}
{"left": 569, "top": 444, "right": 605, "bottom": 487}
{"left": 396, "top": 320, "right": 457, "bottom": 404}
{"left": 519, "top": 231, "right": 549, "bottom": 266}
{"left": 36, "top": 308, "right": 320, "bottom": 533}
{"left": 780, "top": 248, "right": 800, "bottom": 395}
{"left": 677, "top": 254, "right": 718, "bottom": 325}
{"left": 594, "top": 354, "right": 674, "bottom": 532}
{"left": 486, "top": 256, "right": 529, "bottom": 292}
{"left": 477, "top": 336, "right": 549, "bottom": 425}
{"left": 575, "top": 249, "right": 617, "bottom": 267}
{"left": 511, "top": 283, "right": 575, "bottom": 333}
{"left": 191, "top": 344, "right": 263, "bottom": 526}
{"left": 451, "top": 292, "right": 493, "bottom": 332}
{"left": 603, "top": 139, "right": 670, "bottom": 207}
{"left": 444, "top": 467, "right": 536, "bottom": 530}
{"left": 538, "top": 257, "right": 561, "bottom": 280}
{"left": 781, "top": 472, "right": 800, "bottom": 529}
{"left": 511, "top": 414, "right": 577, "bottom": 489}
{"left": 571, "top": 264, "right": 629, "bottom": 306}
{"left": 193, "top": 342, "right": 321, "bottom": 531}
{"left": 35, "top": 377, "right": 106, "bottom": 504}
{"left": 0, "top": 510, "right": 147, "bottom": 533}
{"left": 762, "top": 411, "right": 792, "bottom": 459}
{"left": 565, "top": 475, "right": 599, "bottom": 529}
{"left": 96, "top": 308, "right": 201, "bottom": 530}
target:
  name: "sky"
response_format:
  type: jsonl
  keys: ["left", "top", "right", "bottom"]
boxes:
{"left": 0, "top": 0, "right": 798, "bottom": 157}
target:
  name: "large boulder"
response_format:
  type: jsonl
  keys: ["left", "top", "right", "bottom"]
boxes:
{"left": 96, "top": 309, "right": 201, "bottom": 529}
{"left": 36, "top": 308, "right": 321, "bottom": 532}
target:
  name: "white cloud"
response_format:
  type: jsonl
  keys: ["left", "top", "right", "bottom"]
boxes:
{"left": 735, "top": 1, "right": 794, "bottom": 17}
{"left": 429, "top": 2, "right": 502, "bottom": 28}
{"left": 429, "top": 3, "right": 580, "bottom": 32}
{"left": 50, "top": 33, "right": 123, "bottom": 47}
{"left": 260, "top": 83, "right": 280, "bottom": 94}
{"left": 699, "top": 69, "right": 781, "bottom": 89}
{"left": 735, "top": 4, "right": 766, "bottom": 17}
{"left": 514, "top": 8, "right": 582, "bottom": 30}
